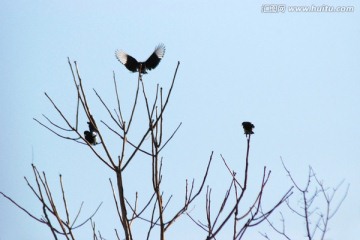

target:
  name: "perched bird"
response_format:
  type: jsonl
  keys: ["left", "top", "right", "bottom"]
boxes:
{"left": 115, "top": 43, "right": 165, "bottom": 74}
{"left": 84, "top": 131, "right": 97, "bottom": 145}
{"left": 242, "top": 122, "right": 255, "bottom": 136}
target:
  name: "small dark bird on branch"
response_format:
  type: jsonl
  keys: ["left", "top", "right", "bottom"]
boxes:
{"left": 242, "top": 122, "right": 255, "bottom": 136}
{"left": 84, "top": 131, "right": 97, "bottom": 145}
{"left": 115, "top": 43, "right": 165, "bottom": 74}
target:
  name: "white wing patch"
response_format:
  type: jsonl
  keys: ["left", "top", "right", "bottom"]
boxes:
{"left": 154, "top": 43, "right": 166, "bottom": 59}
{"left": 115, "top": 50, "right": 128, "bottom": 65}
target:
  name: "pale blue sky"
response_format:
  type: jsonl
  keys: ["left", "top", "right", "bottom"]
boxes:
{"left": 1, "top": 1, "right": 359, "bottom": 239}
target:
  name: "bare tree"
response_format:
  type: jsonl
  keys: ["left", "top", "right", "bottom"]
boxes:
{"left": 1, "top": 164, "right": 102, "bottom": 240}
{"left": 260, "top": 160, "right": 349, "bottom": 240}
{"left": 188, "top": 135, "right": 293, "bottom": 240}
{"left": 2, "top": 58, "right": 294, "bottom": 239}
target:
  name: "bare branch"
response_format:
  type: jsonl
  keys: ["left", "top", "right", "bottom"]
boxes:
{"left": 0, "top": 191, "right": 44, "bottom": 224}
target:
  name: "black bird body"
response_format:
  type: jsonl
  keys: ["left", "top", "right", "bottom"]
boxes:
{"left": 84, "top": 115, "right": 98, "bottom": 145}
{"left": 115, "top": 43, "right": 165, "bottom": 74}
{"left": 242, "top": 122, "right": 255, "bottom": 136}
{"left": 84, "top": 131, "right": 97, "bottom": 145}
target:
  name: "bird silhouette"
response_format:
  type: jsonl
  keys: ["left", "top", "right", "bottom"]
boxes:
{"left": 115, "top": 43, "right": 165, "bottom": 74}
{"left": 84, "top": 131, "right": 97, "bottom": 145}
{"left": 242, "top": 122, "right": 255, "bottom": 136}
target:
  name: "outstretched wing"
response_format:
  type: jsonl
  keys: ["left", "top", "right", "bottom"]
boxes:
{"left": 144, "top": 43, "right": 166, "bottom": 71}
{"left": 115, "top": 50, "right": 139, "bottom": 72}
